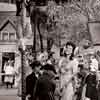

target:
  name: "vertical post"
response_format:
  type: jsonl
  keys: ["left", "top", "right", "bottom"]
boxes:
{"left": 16, "top": 0, "right": 26, "bottom": 99}
{"left": 21, "top": 50, "right": 26, "bottom": 100}
{"left": 21, "top": 0, "right": 26, "bottom": 100}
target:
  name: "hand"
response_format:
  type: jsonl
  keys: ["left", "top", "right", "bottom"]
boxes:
{"left": 26, "top": 94, "right": 31, "bottom": 100}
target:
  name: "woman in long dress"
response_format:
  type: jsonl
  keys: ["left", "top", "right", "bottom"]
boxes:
{"left": 59, "top": 42, "right": 79, "bottom": 100}
{"left": 4, "top": 61, "right": 15, "bottom": 88}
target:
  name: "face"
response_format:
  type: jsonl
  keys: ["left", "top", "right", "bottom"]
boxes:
{"left": 39, "top": 53, "right": 46, "bottom": 63}
{"left": 65, "top": 45, "right": 73, "bottom": 55}
{"left": 41, "top": 55, "right": 46, "bottom": 62}
{"left": 77, "top": 55, "right": 84, "bottom": 63}
{"left": 34, "top": 66, "right": 41, "bottom": 73}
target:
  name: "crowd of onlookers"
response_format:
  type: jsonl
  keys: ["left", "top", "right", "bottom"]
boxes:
{"left": 25, "top": 41, "right": 100, "bottom": 100}
{"left": 2, "top": 41, "right": 100, "bottom": 100}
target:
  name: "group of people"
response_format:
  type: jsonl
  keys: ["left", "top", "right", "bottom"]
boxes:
{"left": 25, "top": 41, "right": 100, "bottom": 100}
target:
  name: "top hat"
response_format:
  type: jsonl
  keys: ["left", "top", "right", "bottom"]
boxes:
{"left": 41, "top": 64, "right": 56, "bottom": 74}
{"left": 30, "top": 60, "right": 41, "bottom": 69}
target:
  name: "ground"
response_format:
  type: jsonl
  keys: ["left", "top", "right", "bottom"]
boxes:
{"left": 0, "top": 88, "right": 21, "bottom": 100}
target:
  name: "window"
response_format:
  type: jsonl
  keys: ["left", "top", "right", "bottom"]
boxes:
{"left": 1, "top": 31, "right": 16, "bottom": 41}
{"left": 9, "top": 33, "right": 16, "bottom": 41}
{"left": 2, "top": 32, "right": 9, "bottom": 40}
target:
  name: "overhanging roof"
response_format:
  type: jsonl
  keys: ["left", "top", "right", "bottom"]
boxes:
{"left": 0, "top": 18, "right": 16, "bottom": 31}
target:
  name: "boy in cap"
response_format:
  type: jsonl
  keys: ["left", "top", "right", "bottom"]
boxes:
{"left": 26, "top": 60, "right": 41, "bottom": 100}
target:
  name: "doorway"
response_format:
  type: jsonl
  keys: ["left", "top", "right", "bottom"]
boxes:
{"left": 2, "top": 52, "right": 15, "bottom": 83}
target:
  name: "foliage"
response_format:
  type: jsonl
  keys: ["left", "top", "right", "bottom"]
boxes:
{"left": 40, "top": 0, "right": 100, "bottom": 47}
{"left": 72, "top": 0, "right": 100, "bottom": 21}
{"left": 29, "top": 0, "right": 100, "bottom": 48}
{"left": 44, "top": 1, "right": 91, "bottom": 46}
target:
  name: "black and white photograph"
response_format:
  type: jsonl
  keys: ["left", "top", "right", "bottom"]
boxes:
{"left": 0, "top": 0, "right": 100, "bottom": 100}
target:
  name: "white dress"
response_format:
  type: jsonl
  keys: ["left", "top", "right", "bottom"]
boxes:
{"left": 59, "top": 57, "right": 78, "bottom": 100}
{"left": 4, "top": 65, "right": 15, "bottom": 83}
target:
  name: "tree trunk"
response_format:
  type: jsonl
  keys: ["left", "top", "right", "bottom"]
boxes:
{"left": 32, "top": 19, "right": 37, "bottom": 60}
{"left": 37, "top": 21, "right": 44, "bottom": 52}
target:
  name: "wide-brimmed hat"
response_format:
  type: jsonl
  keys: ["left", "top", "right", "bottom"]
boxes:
{"left": 41, "top": 64, "right": 56, "bottom": 74}
{"left": 30, "top": 60, "right": 41, "bottom": 69}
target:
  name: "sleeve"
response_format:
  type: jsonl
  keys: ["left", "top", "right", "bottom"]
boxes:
{"left": 71, "top": 60, "right": 79, "bottom": 89}
{"left": 58, "top": 58, "right": 63, "bottom": 74}
{"left": 94, "top": 59, "right": 99, "bottom": 71}
{"left": 72, "top": 59, "right": 79, "bottom": 75}
{"left": 34, "top": 80, "right": 40, "bottom": 100}
{"left": 58, "top": 58, "right": 65, "bottom": 72}
{"left": 58, "top": 58, "right": 63, "bottom": 68}
{"left": 52, "top": 79, "right": 56, "bottom": 93}
{"left": 85, "top": 75, "right": 88, "bottom": 84}
{"left": 84, "top": 74, "right": 89, "bottom": 84}
{"left": 4, "top": 64, "right": 6, "bottom": 72}
{"left": 26, "top": 76, "right": 30, "bottom": 95}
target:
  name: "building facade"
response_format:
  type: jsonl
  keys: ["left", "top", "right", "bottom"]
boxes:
{"left": 0, "top": 2, "right": 21, "bottom": 86}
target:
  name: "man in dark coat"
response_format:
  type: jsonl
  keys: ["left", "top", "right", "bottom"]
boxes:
{"left": 26, "top": 60, "right": 41, "bottom": 100}
{"left": 35, "top": 64, "right": 56, "bottom": 100}
{"left": 85, "top": 72, "right": 98, "bottom": 100}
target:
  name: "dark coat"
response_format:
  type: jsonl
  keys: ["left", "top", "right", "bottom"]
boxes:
{"left": 35, "top": 71, "right": 56, "bottom": 100}
{"left": 26, "top": 72, "right": 37, "bottom": 100}
{"left": 85, "top": 73, "right": 98, "bottom": 100}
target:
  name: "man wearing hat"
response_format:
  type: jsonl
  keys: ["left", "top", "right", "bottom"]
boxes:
{"left": 26, "top": 60, "right": 41, "bottom": 100}
{"left": 34, "top": 64, "right": 56, "bottom": 100}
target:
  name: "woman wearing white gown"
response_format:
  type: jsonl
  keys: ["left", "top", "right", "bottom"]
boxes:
{"left": 4, "top": 61, "right": 15, "bottom": 88}
{"left": 59, "top": 42, "right": 79, "bottom": 100}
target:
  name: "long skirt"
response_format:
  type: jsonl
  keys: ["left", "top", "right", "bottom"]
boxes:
{"left": 61, "top": 83, "right": 74, "bottom": 100}
{"left": 60, "top": 74, "right": 74, "bottom": 100}
{"left": 4, "top": 75, "right": 14, "bottom": 84}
